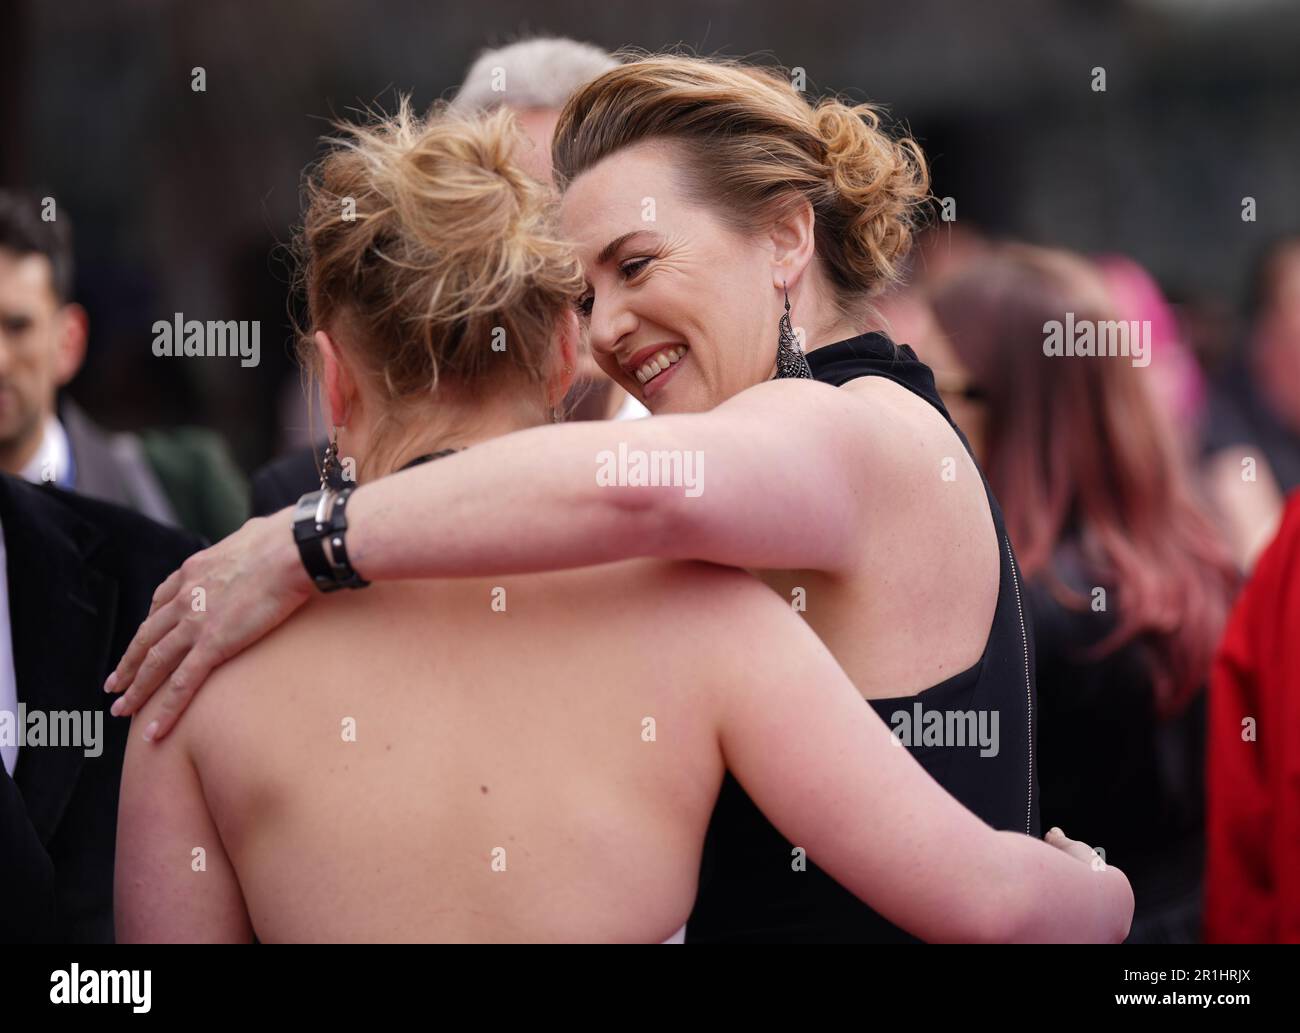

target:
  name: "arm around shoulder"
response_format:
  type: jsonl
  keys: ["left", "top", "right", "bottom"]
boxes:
{"left": 711, "top": 581, "right": 1134, "bottom": 943}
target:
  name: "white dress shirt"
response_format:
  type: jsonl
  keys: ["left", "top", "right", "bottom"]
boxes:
{"left": 0, "top": 519, "right": 18, "bottom": 775}
{"left": 19, "top": 415, "right": 71, "bottom": 487}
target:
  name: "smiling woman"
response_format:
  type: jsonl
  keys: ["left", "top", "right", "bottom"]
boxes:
{"left": 554, "top": 57, "right": 927, "bottom": 415}
{"left": 629, "top": 343, "right": 686, "bottom": 387}
{"left": 108, "top": 54, "right": 1086, "bottom": 943}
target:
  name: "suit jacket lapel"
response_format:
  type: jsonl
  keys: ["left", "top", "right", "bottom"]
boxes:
{"left": 59, "top": 398, "right": 135, "bottom": 509}
{"left": 0, "top": 476, "right": 117, "bottom": 843}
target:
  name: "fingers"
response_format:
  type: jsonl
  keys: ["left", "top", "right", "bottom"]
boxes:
{"left": 106, "top": 597, "right": 185, "bottom": 698}
{"left": 138, "top": 647, "right": 222, "bottom": 743}
{"left": 1045, "top": 827, "right": 1102, "bottom": 867}
{"left": 111, "top": 617, "right": 196, "bottom": 718}
{"left": 148, "top": 564, "right": 186, "bottom": 618}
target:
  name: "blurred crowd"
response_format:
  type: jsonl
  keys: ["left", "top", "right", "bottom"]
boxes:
{"left": 877, "top": 227, "right": 1300, "bottom": 942}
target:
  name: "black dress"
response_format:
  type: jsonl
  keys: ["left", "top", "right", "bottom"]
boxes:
{"left": 685, "top": 332, "right": 1041, "bottom": 943}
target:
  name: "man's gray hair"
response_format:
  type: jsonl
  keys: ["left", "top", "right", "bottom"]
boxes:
{"left": 450, "top": 37, "right": 618, "bottom": 113}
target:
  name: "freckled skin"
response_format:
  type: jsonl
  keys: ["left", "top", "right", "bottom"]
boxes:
{"left": 117, "top": 554, "right": 1130, "bottom": 944}
{"left": 154, "top": 562, "right": 740, "bottom": 942}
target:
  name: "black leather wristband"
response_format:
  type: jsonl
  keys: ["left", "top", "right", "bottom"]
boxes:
{"left": 292, "top": 487, "right": 370, "bottom": 593}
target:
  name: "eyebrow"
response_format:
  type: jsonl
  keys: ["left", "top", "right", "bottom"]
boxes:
{"left": 596, "top": 231, "right": 655, "bottom": 266}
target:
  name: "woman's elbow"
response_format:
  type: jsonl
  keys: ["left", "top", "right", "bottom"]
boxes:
{"left": 963, "top": 888, "right": 1030, "bottom": 944}
{"left": 602, "top": 481, "right": 701, "bottom": 560}
{"left": 981, "top": 866, "right": 1135, "bottom": 944}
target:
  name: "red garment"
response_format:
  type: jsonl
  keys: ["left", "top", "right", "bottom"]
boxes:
{"left": 1205, "top": 493, "right": 1300, "bottom": 942}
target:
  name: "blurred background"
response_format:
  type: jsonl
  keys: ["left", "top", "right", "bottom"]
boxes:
{"left": 5, "top": 0, "right": 1300, "bottom": 945}
{"left": 4, "top": 0, "right": 1300, "bottom": 470}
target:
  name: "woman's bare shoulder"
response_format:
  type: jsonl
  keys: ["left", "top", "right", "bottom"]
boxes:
{"left": 531, "top": 559, "right": 813, "bottom": 677}
{"left": 541, "top": 558, "right": 775, "bottom": 621}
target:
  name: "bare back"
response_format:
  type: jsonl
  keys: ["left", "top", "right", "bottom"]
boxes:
{"left": 178, "top": 561, "right": 733, "bottom": 942}
{"left": 117, "top": 534, "right": 1120, "bottom": 944}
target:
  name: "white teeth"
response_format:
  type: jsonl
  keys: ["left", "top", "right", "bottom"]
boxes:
{"left": 634, "top": 347, "right": 686, "bottom": 386}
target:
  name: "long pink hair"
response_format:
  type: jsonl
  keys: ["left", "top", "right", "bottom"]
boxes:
{"left": 931, "top": 244, "right": 1237, "bottom": 716}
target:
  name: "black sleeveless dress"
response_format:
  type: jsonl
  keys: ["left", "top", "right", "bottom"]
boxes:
{"left": 685, "top": 332, "right": 1041, "bottom": 943}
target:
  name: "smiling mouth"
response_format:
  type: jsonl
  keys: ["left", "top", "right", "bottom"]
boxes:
{"left": 632, "top": 345, "right": 687, "bottom": 386}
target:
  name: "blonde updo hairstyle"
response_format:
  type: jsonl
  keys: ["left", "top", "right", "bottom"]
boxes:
{"left": 293, "top": 98, "right": 584, "bottom": 479}
{"left": 552, "top": 54, "right": 931, "bottom": 320}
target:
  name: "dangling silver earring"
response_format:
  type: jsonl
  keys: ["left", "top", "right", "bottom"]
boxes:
{"left": 321, "top": 427, "right": 345, "bottom": 490}
{"left": 775, "top": 281, "right": 813, "bottom": 380}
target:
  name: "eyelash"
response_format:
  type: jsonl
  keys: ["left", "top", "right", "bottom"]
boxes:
{"left": 575, "top": 257, "right": 654, "bottom": 318}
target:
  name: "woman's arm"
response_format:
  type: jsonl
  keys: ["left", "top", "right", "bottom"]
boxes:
{"left": 115, "top": 713, "right": 254, "bottom": 943}
{"left": 714, "top": 577, "right": 1133, "bottom": 943}
{"left": 350, "top": 375, "right": 868, "bottom": 579}
{"left": 108, "top": 377, "right": 875, "bottom": 735}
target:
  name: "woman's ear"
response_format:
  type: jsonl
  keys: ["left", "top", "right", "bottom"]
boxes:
{"left": 314, "top": 329, "right": 357, "bottom": 427}
{"left": 546, "top": 308, "right": 580, "bottom": 409}
{"left": 769, "top": 198, "right": 817, "bottom": 291}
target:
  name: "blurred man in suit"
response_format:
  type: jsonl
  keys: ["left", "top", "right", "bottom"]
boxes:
{"left": 0, "top": 473, "right": 201, "bottom": 941}
{"left": 0, "top": 190, "right": 247, "bottom": 540}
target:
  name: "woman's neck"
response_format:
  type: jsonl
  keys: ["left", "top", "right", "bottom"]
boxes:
{"left": 792, "top": 276, "right": 864, "bottom": 352}
{"left": 809, "top": 319, "right": 865, "bottom": 351}
{"left": 349, "top": 394, "right": 546, "bottom": 481}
